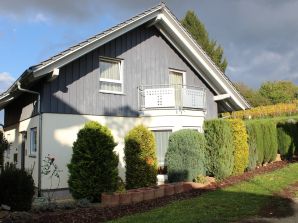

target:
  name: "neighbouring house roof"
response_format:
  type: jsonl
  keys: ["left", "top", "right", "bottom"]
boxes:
{"left": 0, "top": 2, "right": 250, "bottom": 110}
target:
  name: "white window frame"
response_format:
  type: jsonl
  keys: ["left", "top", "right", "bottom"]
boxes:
{"left": 30, "top": 127, "right": 37, "bottom": 155}
{"left": 99, "top": 56, "right": 124, "bottom": 94}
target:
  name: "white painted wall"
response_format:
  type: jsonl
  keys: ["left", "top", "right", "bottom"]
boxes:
{"left": 4, "top": 116, "right": 40, "bottom": 187}
{"left": 4, "top": 111, "right": 205, "bottom": 190}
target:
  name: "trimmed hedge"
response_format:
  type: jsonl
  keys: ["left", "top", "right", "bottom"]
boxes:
{"left": 245, "top": 122, "right": 258, "bottom": 170}
{"left": 166, "top": 129, "right": 206, "bottom": 182}
{"left": 0, "top": 164, "right": 35, "bottom": 211}
{"left": 227, "top": 119, "right": 249, "bottom": 175}
{"left": 204, "top": 120, "right": 234, "bottom": 180}
{"left": 124, "top": 125, "right": 158, "bottom": 189}
{"left": 245, "top": 120, "right": 278, "bottom": 165}
{"left": 277, "top": 120, "right": 298, "bottom": 160}
{"left": 68, "top": 121, "right": 118, "bottom": 201}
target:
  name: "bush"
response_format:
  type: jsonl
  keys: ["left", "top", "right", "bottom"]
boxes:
{"left": 166, "top": 130, "right": 206, "bottom": 182}
{"left": 204, "top": 119, "right": 234, "bottom": 180}
{"left": 0, "top": 164, "right": 35, "bottom": 211}
{"left": 245, "top": 122, "right": 258, "bottom": 170}
{"left": 68, "top": 121, "right": 118, "bottom": 201}
{"left": 0, "top": 131, "right": 8, "bottom": 170}
{"left": 277, "top": 120, "right": 298, "bottom": 160}
{"left": 227, "top": 119, "right": 249, "bottom": 175}
{"left": 124, "top": 125, "right": 157, "bottom": 189}
{"left": 245, "top": 120, "right": 278, "bottom": 165}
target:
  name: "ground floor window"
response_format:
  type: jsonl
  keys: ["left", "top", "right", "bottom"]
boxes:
{"left": 30, "top": 128, "right": 37, "bottom": 155}
{"left": 152, "top": 130, "right": 172, "bottom": 174}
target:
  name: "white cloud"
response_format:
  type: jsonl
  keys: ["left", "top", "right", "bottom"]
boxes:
{"left": 0, "top": 72, "right": 15, "bottom": 93}
{"left": 30, "top": 13, "right": 50, "bottom": 23}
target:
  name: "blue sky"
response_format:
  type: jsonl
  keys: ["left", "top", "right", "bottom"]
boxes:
{"left": 1, "top": 0, "right": 298, "bottom": 122}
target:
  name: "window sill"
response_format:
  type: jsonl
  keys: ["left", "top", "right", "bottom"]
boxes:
{"left": 99, "top": 90, "right": 125, "bottom": 95}
{"left": 29, "top": 154, "right": 37, "bottom": 158}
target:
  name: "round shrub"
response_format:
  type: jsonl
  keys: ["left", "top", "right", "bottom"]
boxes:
{"left": 228, "top": 119, "right": 249, "bottom": 175}
{"left": 124, "top": 125, "right": 157, "bottom": 189}
{"left": 0, "top": 164, "right": 35, "bottom": 211}
{"left": 204, "top": 119, "right": 234, "bottom": 180}
{"left": 166, "top": 129, "right": 206, "bottom": 182}
{"left": 68, "top": 121, "right": 118, "bottom": 201}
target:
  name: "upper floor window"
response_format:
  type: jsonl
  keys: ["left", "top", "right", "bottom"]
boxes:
{"left": 99, "top": 57, "right": 123, "bottom": 94}
{"left": 30, "top": 127, "right": 37, "bottom": 155}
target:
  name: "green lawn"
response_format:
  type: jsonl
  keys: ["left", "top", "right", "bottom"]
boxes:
{"left": 110, "top": 163, "right": 298, "bottom": 223}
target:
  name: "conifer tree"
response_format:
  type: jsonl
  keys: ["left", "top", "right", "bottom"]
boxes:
{"left": 181, "top": 10, "right": 228, "bottom": 73}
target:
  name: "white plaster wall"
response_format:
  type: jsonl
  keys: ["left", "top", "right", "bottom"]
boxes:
{"left": 4, "top": 116, "right": 40, "bottom": 187}
{"left": 41, "top": 111, "right": 205, "bottom": 189}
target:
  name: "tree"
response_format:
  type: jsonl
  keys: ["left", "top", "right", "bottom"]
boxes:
{"left": 181, "top": 10, "right": 227, "bottom": 72}
{"left": 259, "top": 81, "right": 298, "bottom": 104}
{"left": 68, "top": 121, "right": 118, "bottom": 201}
{"left": 234, "top": 82, "right": 271, "bottom": 107}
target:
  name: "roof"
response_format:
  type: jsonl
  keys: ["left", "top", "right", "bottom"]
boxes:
{"left": 0, "top": 2, "right": 250, "bottom": 110}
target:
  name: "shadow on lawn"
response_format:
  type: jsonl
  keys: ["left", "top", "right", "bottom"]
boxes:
{"left": 194, "top": 189, "right": 295, "bottom": 223}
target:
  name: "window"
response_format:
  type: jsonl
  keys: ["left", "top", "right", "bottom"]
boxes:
{"left": 30, "top": 128, "right": 37, "bottom": 155}
{"left": 152, "top": 130, "right": 172, "bottom": 167}
{"left": 99, "top": 57, "right": 123, "bottom": 94}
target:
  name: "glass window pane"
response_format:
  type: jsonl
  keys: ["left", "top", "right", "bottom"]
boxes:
{"left": 100, "top": 60, "right": 120, "bottom": 80}
{"left": 100, "top": 82, "right": 122, "bottom": 92}
{"left": 30, "top": 128, "right": 37, "bottom": 154}
{"left": 153, "top": 130, "right": 171, "bottom": 166}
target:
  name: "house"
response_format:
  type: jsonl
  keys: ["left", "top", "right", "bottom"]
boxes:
{"left": 0, "top": 3, "right": 250, "bottom": 197}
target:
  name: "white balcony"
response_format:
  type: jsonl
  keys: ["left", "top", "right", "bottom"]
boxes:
{"left": 138, "top": 85, "right": 206, "bottom": 110}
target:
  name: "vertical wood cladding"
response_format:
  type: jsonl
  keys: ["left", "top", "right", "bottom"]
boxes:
{"left": 37, "top": 25, "right": 218, "bottom": 118}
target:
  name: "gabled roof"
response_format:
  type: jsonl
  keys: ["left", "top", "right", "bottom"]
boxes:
{"left": 0, "top": 2, "right": 250, "bottom": 110}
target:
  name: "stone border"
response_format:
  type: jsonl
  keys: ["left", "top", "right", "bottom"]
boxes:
{"left": 101, "top": 179, "right": 215, "bottom": 207}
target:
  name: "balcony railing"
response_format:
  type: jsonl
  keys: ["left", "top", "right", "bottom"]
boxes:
{"left": 138, "top": 84, "right": 207, "bottom": 110}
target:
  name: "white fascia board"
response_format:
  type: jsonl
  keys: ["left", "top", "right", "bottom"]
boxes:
{"left": 159, "top": 10, "right": 249, "bottom": 110}
{"left": 33, "top": 10, "right": 161, "bottom": 79}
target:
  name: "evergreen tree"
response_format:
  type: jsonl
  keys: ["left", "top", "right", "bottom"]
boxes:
{"left": 68, "top": 121, "right": 118, "bottom": 201}
{"left": 181, "top": 10, "right": 227, "bottom": 73}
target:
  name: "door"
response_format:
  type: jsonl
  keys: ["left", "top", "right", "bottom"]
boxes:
{"left": 169, "top": 70, "right": 184, "bottom": 107}
{"left": 20, "top": 132, "right": 26, "bottom": 170}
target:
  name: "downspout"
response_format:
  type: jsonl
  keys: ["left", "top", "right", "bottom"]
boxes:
{"left": 17, "top": 82, "right": 43, "bottom": 197}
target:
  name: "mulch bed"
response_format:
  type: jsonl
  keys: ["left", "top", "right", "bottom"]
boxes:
{"left": 2, "top": 160, "right": 290, "bottom": 223}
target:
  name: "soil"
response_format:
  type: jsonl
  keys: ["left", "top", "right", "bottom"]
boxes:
{"left": 1, "top": 160, "right": 290, "bottom": 223}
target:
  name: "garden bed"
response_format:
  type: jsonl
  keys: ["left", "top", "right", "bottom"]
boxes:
{"left": 0, "top": 160, "right": 289, "bottom": 223}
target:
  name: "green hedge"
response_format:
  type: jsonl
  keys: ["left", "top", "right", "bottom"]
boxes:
{"left": 0, "top": 164, "right": 35, "bottom": 211}
{"left": 277, "top": 120, "right": 298, "bottom": 160}
{"left": 68, "top": 121, "right": 118, "bottom": 201}
{"left": 204, "top": 120, "right": 234, "bottom": 180}
{"left": 124, "top": 125, "right": 158, "bottom": 189}
{"left": 245, "top": 120, "right": 278, "bottom": 165}
{"left": 245, "top": 122, "right": 258, "bottom": 170}
{"left": 166, "top": 130, "right": 206, "bottom": 182}
{"left": 227, "top": 119, "right": 249, "bottom": 175}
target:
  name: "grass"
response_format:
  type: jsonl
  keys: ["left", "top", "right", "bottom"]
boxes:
{"left": 110, "top": 163, "right": 298, "bottom": 223}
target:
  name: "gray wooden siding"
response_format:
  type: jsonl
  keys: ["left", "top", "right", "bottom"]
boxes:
{"left": 4, "top": 93, "right": 38, "bottom": 126}
{"left": 40, "top": 25, "right": 218, "bottom": 118}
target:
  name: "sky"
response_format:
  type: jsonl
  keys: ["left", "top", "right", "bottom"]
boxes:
{"left": 1, "top": 0, "right": 298, "bottom": 92}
